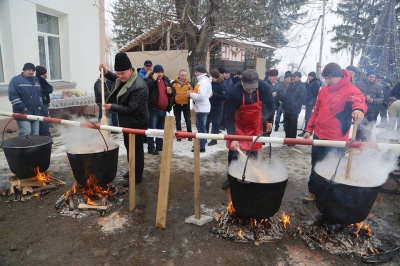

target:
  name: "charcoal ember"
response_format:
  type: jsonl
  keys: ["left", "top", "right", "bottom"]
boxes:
{"left": 299, "top": 218, "right": 381, "bottom": 257}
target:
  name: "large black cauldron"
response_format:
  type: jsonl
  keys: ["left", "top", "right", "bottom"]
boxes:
{"left": 313, "top": 170, "right": 381, "bottom": 225}
{"left": 2, "top": 135, "right": 52, "bottom": 179}
{"left": 228, "top": 174, "right": 288, "bottom": 220}
{"left": 67, "top": 143, "right": 119, "bottom": 187}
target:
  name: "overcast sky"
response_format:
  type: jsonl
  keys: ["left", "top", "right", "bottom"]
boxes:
{"left": 275, "top": 0, "right": 359, "bottom": 76}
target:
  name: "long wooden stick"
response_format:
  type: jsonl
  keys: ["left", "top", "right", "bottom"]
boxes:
{"left": 345, "top": 122, "right": 359, "bottom": 179}
{"left": 100, "top": 68, "right": 109, "bottom": 140}
{"left": 193, "top": 138, "right": 201, "bottom": 219}
{"left": 236, "top": 148, "right": 268, "bottom": 182}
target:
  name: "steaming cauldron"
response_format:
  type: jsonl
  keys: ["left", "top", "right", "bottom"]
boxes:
{"left": 313, "top": 170, "right": 381, "bottom": 225}
{"left": 67, "top": 143, "right": 119, "bottom": 187}
{"left": 228, "top": 174, "right": 288, "bottom": 220}
{"left": 2, "top": 135, "right": 52, "bottom": 179}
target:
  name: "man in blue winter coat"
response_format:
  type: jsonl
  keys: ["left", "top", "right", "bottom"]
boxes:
{"left": 8, "top": 63, "right": 43, "bottom": 136}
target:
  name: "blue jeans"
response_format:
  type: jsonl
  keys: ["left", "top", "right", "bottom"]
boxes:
{"left": 195, "top": 112, "right": 209, "bottom": 149}
{"left": 39, "top": 104, "right": 50, "bottom": 136}
{"left": 275, "top": 105, "right": 284, "bottom": 128}
{"left": 17, "top": 119, "right": 39, "bottom": 136}
{"left": 147, "top": 109, "right": 166, "bottom": 151}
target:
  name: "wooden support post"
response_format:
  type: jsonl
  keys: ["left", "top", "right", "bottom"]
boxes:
{"left": 345, "top": 122, "right": 359, "bottom": 179}
{"left": 193, "top": 138, "right": 201, "bottom": 219}
{"left": 155, "top": 116, "right": 175, "bottom": 228}
{"left": 129, "top": 134, "right": 136, "bottom": 212}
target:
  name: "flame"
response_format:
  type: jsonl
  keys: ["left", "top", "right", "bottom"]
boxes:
{"left": 34, "top": 167, "right": 50, "bottom": 183}
{"left": 354, "top": 222, "right": 363, "bottom": 237}
{"left": 363, "top": 223, "right": 372, "bottom": 237}
{"left": 79, "top": 161, "right": 111, "bottom": 200}
{"left": 227, "top": 201, "right": 236, "bottom": 215}
{"left": 86, "top": 197, "right": 98, "bottom": 206}
{"left": 279, "top": 212, "right": 291, "bottom": 229}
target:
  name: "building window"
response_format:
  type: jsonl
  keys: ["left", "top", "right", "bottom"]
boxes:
{"left": 37, "top": 12, "right": 62, "bottom": 80}
{"left": 0, "top": 45, "right": 4, "bottom": 82}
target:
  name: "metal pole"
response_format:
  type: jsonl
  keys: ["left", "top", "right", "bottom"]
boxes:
{"left": 298, "top": 16, "right": 321, "bottom": 71}
{"left": 316, "top": 0, "right": 327, "bottom": 78}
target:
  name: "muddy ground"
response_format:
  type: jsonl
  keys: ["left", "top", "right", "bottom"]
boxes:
{"left": 0, "top": 117, "right": 399, "bottom": 266}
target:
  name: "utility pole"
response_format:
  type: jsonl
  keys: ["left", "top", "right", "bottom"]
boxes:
{"left": 316, "top": 0, "right": 327, "bottom": 78}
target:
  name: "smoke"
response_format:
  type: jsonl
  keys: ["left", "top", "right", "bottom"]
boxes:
{"left": 315, "top": 148, "right": 400, "bottom": 187}
{"left": 228, "top": 155, "right": 288, "bottom": 184}
{"left": 55, "top": 116, "right": 116, "bottom": 153}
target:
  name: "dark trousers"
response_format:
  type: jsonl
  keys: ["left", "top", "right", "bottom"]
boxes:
{"left": 220, "top": 101, "right": 226, "bottom": 129}
{"left": 147, "top": 109, "right": 166, "bottom": 151}
{"left": 303, "top": 104, "right": 313, "bottom": 130}
{"left": 308, "top": 135, "right": 345, "bottom": 194}
{"left": 206, "top": 103, "right": 222, "bottom": 134}
{"left": 375, "top": 104, "right": 388, "bottom": 124}
{"left": 123, "top": 133, "right": 145, "bottom": 183}
{"left": 284, "top": 112, "right": 299, "bottom": 138}
{"left": 274, "top": 105, "right": 283, "bottom": 128}
{"left": 39, "top": 104, "right": 50, "bottom": 136}
{"left": 173, "top": 104, "right": 192, "bottom": 132}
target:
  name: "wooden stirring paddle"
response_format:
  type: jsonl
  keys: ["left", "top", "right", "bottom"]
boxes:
{"left": 345, "top": 121, "right": 359, "bottom": 179}
{"left": 236, "top": 148, "right": 268, "bottom": 182}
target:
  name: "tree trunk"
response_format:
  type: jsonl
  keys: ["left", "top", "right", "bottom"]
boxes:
{"left": 175, "top": 0, "right": 222, "bottom": 83}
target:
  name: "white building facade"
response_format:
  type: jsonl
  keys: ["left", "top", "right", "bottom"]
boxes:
{"left": 0, "top": 0, "right": 105, "bottom": 113}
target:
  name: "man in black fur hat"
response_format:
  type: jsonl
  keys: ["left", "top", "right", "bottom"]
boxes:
{"left": 99, "top": 53, "right": 149, "bottom": 185}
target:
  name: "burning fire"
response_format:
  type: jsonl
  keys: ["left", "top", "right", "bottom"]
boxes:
{"left": 348, "top": 222, "right": 372, "bottom": 238}
{"left": 279, "top": 212, "right": 291, "bottom": 229}
{"left": 65, "top": 161, "right": 112, "bottom": 206}
{"left": 227, "top": 201, "right": 236, "bottom": 215}
{"left": 34, "top": 167, "right": 51, "bottom": 183}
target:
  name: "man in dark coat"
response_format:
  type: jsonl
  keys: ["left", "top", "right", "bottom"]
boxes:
{"left": 355, "top": 70, "right": 384, "bottom": 141}
{"left": 144, "top": 64, "right": 176, "bottom": 155}
{"left": 298, "top": 71, "right": 321, "bottom": 137}
{"left": 206, "top": 69, "right": 227, "bottom": 146}
{"left": 282, "top": 71, "right": 306, "bottom": 143}
{"left": 376, "top": 78, "right": 394, "bottom": 128}
{"left": 35, "top": 66, "right": 53, "bottom": 136}
{"left": 274, "top": 71, "right": 291, "bottom": 131}
{"left": 8, "top": 63, "right": 43, "bottom": 136}
{"left": 100, "top": 52, "right": 149, "bottom": 184}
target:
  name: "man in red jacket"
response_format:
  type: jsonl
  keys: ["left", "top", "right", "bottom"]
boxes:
{"left": 302, "top": 62, "right": 367, "bottom": 203}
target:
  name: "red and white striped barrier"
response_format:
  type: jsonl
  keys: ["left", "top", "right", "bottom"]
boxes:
{"left": 1, "top": 111, "right": 399, "bottom": 150}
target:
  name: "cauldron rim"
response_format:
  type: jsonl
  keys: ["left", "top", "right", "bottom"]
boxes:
{"left": 3, "top": 135, "right": 52, "bottom": 149}
{"left": 314, "top": 168, "right": 383, "bottom": 189}
{"left": 66, "top": 142, "right": 119, "bottom": 155}
{"left": 228, "top": 170, "right": 288, "bottom": 184}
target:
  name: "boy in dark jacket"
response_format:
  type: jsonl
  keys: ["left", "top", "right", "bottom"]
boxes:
{"left": 206, "top": 69, "right": 227, "bottom": 146}
{"left": 35, "top": 66, "right": 53, "bottom": 136}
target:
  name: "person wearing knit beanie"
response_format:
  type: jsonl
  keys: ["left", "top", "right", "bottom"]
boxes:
{"left": 99, "top": 52, "right": 148, "bottom": 184}
{"left": 35, "top": 66, "right": 47, "bottom": 77}
{"left": 302, "top": 62, "right": 366, "bottom": 204}
{"left": 153, "top": 64, "right": 164, "bottom": 73}
{"left": 195, "top": 64, "right": 208, "bottom": 74}
{"left": 114, "top": 52, "right": 132, "bottom": 71}
{"left": 9, "top": 62, "right": 43, "bottom": 136}
{"left": 284, "top": 71, "right": 292, "bottom": 79}
{"left": 23, "top": 63, "right": 35, "bottom": 72}
{"left": 322, "top": 63, "right": 343, "bottom": 78}
{"left": 209, "top": 69, "right": 220, "bottom": 79}
{"left": 266, "top": 69, "right": 279, "bottom": 77}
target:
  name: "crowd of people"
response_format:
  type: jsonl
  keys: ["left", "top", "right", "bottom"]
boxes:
{"left": 9, "top": 55, "right": 400, "bottom": 194}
